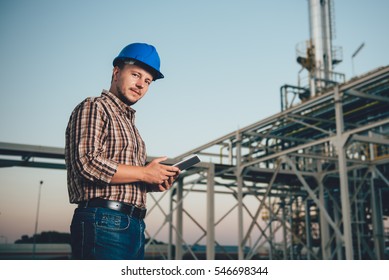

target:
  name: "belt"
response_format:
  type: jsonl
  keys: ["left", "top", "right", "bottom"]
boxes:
{"left": 78, "top": 198, "right": 147, "bottom": 219}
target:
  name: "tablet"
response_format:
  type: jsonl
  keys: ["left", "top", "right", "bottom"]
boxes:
{"left": 173, "top": 154, "right": 201, "bottom": 171}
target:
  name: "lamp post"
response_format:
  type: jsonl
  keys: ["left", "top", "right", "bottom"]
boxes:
{"left": 351, "top": 42, "right": 365, "bottom": 77}
{"left": 32, "top": 180, "right": 43, "bottom": 258}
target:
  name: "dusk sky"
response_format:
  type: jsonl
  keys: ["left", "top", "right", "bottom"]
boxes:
{"left": 1, "top": 0, "right": 388, "bottom": 245}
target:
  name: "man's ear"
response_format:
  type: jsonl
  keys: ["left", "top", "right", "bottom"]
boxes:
{"left": 112, "top": 66, "right": 120, "bottom": 81}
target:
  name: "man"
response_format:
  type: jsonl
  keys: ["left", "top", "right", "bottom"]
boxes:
{"left": 65, "top": 43, "right": 180, "bottom": 260}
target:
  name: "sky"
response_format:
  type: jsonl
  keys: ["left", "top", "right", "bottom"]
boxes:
{"left": 0, "top": 0, "right": 388, "bottom": 245}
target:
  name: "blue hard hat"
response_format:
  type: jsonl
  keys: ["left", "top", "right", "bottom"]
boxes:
{"left": 113, "top": 43, "right": 164, "bottom": 80}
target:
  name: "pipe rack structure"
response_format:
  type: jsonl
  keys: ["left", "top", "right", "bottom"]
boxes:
{"left": 145, "top": 65, "right": 389, "bottom": 260}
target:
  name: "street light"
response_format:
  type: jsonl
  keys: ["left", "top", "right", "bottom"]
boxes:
{"left": 32, "top": 180, "right": 43, "bottom": 258}
{"left": 351, "top": 42, "right": 365, "bottom": 77}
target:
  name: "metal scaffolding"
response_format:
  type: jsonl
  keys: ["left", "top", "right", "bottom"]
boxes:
{"left": 148, "top": 65, "right": 389, "bottom": 260}
{"left": 1, "top": 66, "right": 388, "bottom": 260}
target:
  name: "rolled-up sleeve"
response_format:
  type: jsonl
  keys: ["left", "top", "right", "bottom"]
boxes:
{"left": 67, "top": 99, "right": 117, "bottom": 184}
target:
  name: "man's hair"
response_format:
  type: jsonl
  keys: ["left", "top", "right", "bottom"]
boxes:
{"left": 113, "top": 59, "right": 126, "bottom": 69}
{"left": 111, "top": 60, "right": 126, "bottom": 83}
{"left": 110, "top": 59, "right": 156, "bottom": 82}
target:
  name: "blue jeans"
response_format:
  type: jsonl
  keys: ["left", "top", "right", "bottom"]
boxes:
{"left": 70, "top": 207, "right": 145, "bottom": 260}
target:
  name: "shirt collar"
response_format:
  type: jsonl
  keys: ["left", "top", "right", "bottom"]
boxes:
{"left": 101, "top": 89, "right": 136, "bottom": 116}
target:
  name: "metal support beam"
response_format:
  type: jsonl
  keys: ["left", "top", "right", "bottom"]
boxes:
{"left": 334, "top": 86, "right": 354, "bottom": 259}
{"left": 206, "top": 164, "right": 215, "bottom": 260}
{"left": 236, "top": 131, "right": 244, "bottom": 260}
{"left": 369, "top": 132, "right": 385, "bottom": 259}
{"left": 345, "top": 88, "right": 389, "bottom": 103}
{"left": 281, "top": 199, "right": 288, "bottom": 259}
{"left": 175, "top": 178, "right": 184, "bottom": 259}
{"left": 304, "top": 199, "right": 312, "bottom": 260}
{"left": 371, "top": 180, "right": 385, "bottom": 259}
{"left": 317, "top": 162, "right": 331, "bottom": 259}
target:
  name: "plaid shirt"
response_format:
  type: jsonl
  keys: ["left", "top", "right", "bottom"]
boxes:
{"left": 65, "top": 90, "right": 149, "bottom": 208}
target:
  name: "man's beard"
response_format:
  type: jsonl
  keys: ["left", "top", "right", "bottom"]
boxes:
{"left": 117, "top": 87, "right": 137, "bottom": 106}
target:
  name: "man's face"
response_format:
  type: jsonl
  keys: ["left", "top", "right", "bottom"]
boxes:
{"left": 111, "top": 64, "right": 153, "bottom": 105}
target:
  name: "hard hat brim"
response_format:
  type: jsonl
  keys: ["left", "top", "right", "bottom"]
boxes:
{"left": 113, "top": 57, "right": 164, "bottom": 81}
